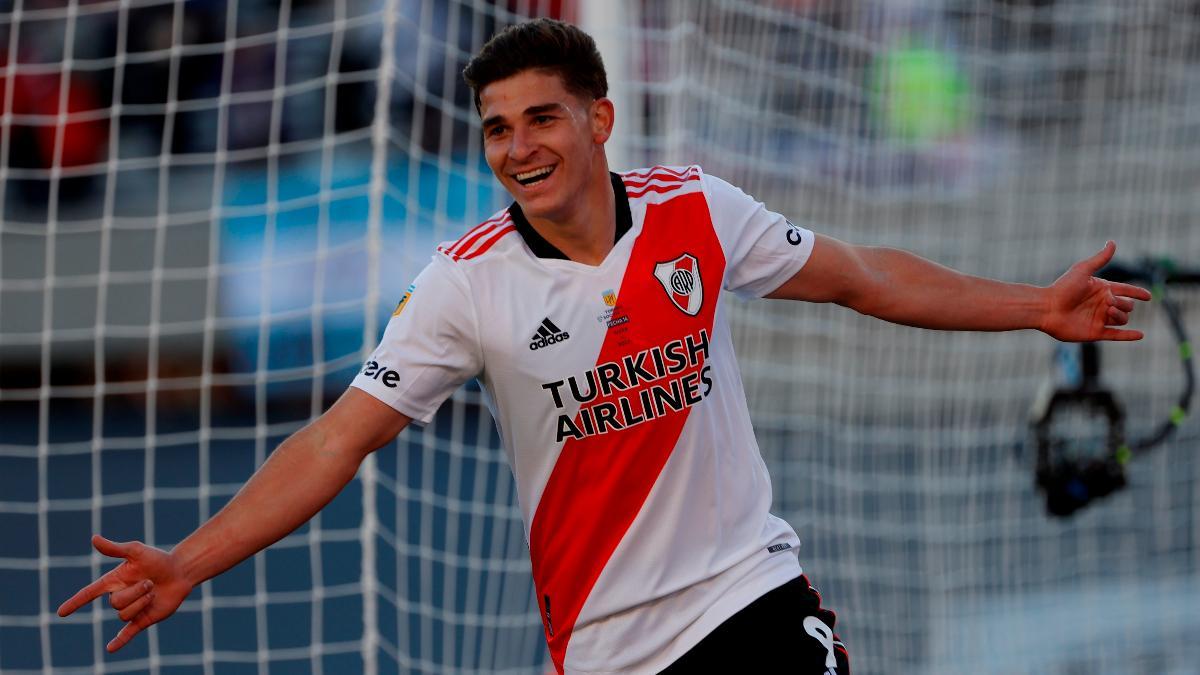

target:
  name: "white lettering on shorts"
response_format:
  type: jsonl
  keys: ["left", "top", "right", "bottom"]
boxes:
{"left": 803, "top": 615, "right": 837, "bottom": 673}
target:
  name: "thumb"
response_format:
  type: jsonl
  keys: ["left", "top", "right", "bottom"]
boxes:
{"left": 92, "top": 534, "right": 133, "bottom": 559}
{"left": 1079, "top": 240, "right": 1116, "bottom": 275}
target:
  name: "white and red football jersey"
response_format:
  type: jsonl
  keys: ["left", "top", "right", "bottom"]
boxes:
{"left": 352, "top": 166, "right": 816, "bottom": 674}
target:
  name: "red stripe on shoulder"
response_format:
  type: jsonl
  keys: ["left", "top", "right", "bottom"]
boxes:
{"left": 459, "top": 223, "right": 516, "bottom": 260}
{"left": 623, "top": 167, "right": 699, "bottom": 190}
{"left": 444, "top": 213, "right": 508, "bottom": 255}
{"left": 450, "top": 216, "right": 501, "bottom": 248}
{"left": 624, "top": 174, "right": 680, "bottom": 189}
{"left": 623, "top": 165, "right": 693, "bottom": 183}
{"left": 626, "top": 174, "right": 700, "bottom": 199}
{"left": 446, "top": 217, "right": 508, "bottom": 259}
{"left": 449, "top": 223, "right": 501, "bottom": 257}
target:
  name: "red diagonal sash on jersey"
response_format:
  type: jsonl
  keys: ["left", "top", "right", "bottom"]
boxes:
{"left": 528, "top": 192, "right": 725, "bottom": 672}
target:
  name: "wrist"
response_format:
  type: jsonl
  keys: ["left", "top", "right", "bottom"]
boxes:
{"left": 1035, "top": 285, "right": 1055, "bottom": 334}
{"left": 169, "top": 539, "right": 210, "bottom": 588}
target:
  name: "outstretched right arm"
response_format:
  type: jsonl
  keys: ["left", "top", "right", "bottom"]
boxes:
{"left": 57, "top": 387, "right": 410, "bottom": 652}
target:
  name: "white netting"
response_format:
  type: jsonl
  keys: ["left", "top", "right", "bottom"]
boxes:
{"left": 628, "top": 2, "right": 1200, "bottom": 673}
{"left": 2, "top": 1, "right": 1199, "bottom": 674}
{"left": 0, "top": 0, "right": 402, "bottom": 672}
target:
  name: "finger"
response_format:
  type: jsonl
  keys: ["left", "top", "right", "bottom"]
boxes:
{"left": 92, "top": 535, "right": 134, "bottom": 559}
{"left": 1109, "top": 282, "right": 1152, "bottom": 301}
{"left": 1112, "top": 296, "right": 1135, "bottom": 313}
{"left": 1100, "top": 327, "right": 1144, "bottom": 341}
{"left": 117, "top": 592, "right": 154, "bottom": 622}
{"left": 1080, "top": 240, "right": 1116, "bottom": 274}
{"left": 1106, "top": 306, "right": 1130, "bottom": 325}
{"left": 107, "top": 613, "right": 153, "bottom": 653}
{"left": 58, "top": 574, "right": 117, "bottom": 617}
{"left": 58, "top": 535, "right": 140, "bottom": 617}
{"left": 109, "top": 580, "right": 153, "bottom": 611}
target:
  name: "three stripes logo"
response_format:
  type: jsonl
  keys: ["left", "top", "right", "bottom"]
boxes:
{"left": 529, "top": 317, "right": 570, "bottom": 351}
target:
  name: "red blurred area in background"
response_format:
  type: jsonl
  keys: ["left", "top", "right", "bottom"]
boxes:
{"left": 0, "top": 53, "right": 107, "bottom": 169}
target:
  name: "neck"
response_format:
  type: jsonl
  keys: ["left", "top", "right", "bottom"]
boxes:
{"left": 525, "top": 163, "right": 616, "bottom": 266}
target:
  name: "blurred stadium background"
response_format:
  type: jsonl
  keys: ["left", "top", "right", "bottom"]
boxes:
{"left": 2, "top": 0, "right": 1199, "bottom": 673}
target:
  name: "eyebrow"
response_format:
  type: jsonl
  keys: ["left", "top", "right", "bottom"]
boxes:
{"left": 481, "top": 102, "right": 567, "bottom": 130}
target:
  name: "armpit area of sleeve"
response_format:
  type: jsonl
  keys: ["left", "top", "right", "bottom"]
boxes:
{"left": 732, "top": 226, "right": 815, "bottom": 299}
{"left": 349, "top": 377, "right": 439, "bottom": 426}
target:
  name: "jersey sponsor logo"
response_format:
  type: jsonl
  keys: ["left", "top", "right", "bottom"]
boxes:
{"left": 529, "top": 317, "right": 570, "bottom": 351}
{"left": 390, "top": 283, "right": 415, "bottom": 318}
{"left": 541, "top": 329, "right": 713, "bottom": 442}
{"left": 653, "top": 253, "right": 704, "bottom": 316}
{"left": 360, "top": 360, "right": 401, "bottom": 388}
{"left": 767, "top": 542, "right": 793, "bottom": 553}
{"left": 785, "top": 219, "right": 804, "bottom": 246}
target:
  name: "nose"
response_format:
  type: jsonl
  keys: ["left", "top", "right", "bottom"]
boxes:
{"left": 508, "top": 125, "right": 536, "bottom": 162}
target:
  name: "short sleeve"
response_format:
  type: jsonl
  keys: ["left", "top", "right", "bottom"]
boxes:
{"left": 701, "top": 172, "right": 815, "bottom": 299}
{"left": 350, "top": 255, "right": 483, "bottom": 424}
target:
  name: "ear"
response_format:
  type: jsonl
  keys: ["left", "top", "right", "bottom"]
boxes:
{"left": 590, "top": 97, "right": 615, "bottom": 145}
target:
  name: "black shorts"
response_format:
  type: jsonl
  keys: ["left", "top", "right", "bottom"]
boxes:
{"left": 659, "top": 575, "right": 850, "bottom": 674}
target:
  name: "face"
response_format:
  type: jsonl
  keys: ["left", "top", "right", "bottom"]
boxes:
{"left": 479, "top": 69, "right": 613, "bottom": 226}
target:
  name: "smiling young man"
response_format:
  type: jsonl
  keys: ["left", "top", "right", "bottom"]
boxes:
{"left": 58, "top": 17, "right": 1152, "bottom": 675}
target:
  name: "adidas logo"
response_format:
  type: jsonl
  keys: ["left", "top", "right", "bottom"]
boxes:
{"left": 529, "top": 317, "right": 570, "bottom": 351}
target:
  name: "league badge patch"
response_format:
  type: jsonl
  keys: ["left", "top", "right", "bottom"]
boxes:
{"left": 596, "top": 288, "right": 628, "bottom": 328}
{"left": 653, "top": 253, "right": 703, "bottom": 316}
{"left": 602, "top": 289, "right": 618, "bottom": 307}
{"left": 391, "top": 283, "right": 415, "bottom": 317}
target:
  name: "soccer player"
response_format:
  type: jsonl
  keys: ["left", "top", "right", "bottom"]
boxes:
{"left": 58, "top": 18, "right": 1152, "bottom": 674}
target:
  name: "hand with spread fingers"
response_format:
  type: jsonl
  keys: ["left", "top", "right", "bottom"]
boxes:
{"left": 57, "top": 534, "right": 193, "bottom": 653}
{"left": 1040, "top": 241, "right": 1154, "bottom": 343}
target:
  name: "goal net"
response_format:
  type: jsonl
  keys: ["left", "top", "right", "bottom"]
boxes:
{"left": 638, "top": 2, "right": 1200, "bottom": 674}
{"left": 1, "top": 1, "right": 1198, "bottom": 674}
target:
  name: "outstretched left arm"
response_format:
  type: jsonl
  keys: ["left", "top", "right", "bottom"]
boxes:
{"left": 767, "top": 235, "right": 1152, "bottom": 342}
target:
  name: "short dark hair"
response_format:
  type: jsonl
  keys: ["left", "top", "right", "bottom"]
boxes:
{"left": 462, "top": 18, "right": 608, "bottom": 112}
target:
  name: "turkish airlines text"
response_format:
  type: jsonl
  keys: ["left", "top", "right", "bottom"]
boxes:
{"left": 541, "top": 329, "right": 713, "bottom": 442}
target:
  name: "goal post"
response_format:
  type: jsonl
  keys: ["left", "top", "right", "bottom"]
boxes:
{"left": 579, "top": 0, "right": 639, "bottom": 173}
{"left": 2, "top": 2, "right": 1199, "bottom": 674}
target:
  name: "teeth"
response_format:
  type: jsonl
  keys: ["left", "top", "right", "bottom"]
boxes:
{"left": 515, "top": 165, "right": 554, "bottom": 184}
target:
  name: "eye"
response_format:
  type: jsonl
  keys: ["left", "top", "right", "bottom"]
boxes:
{"left": 533, "top": 115, "right": 553, "bottom": 125}
{"left": 485, "top": 125, "right": 507, "bottom": 138}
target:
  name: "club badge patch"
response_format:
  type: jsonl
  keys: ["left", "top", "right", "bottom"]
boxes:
{"left": 653, "top": 253, "right": 703, "bottom": 316}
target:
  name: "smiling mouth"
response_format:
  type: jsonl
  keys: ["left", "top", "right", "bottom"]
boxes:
{"left": 514, "top": 164, "right": 556, "bottom": 187}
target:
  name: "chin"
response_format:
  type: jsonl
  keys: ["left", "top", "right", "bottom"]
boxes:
{"left": 515, "top": 193, "right": 568, "bottom": 222}
{"left": 521, "top": 205, "right": 567, "bottom": 223}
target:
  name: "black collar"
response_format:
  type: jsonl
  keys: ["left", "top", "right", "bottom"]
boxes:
{"left": 508, "top": 172, "right": 632, "bottom": 260}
